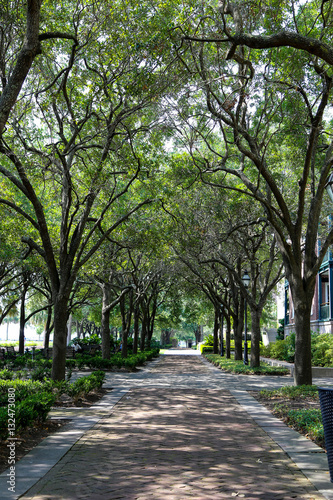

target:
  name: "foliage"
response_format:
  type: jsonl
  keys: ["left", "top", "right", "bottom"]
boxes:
{"left": 260, "top": 334, "right": 295, "bottom": 362}
{"left": 70, "top": 335, "right": 102, "bottom": 347}
{"left": 311, "top": 333, "right": 333, "bottom": 367}
{"left": 204, "top": 354, "right": 290, "bottom": 376}
{"left": 258, "top": 386, "right": 324, "bottom": 448}
{"left": 67, "top": 371, "right": 105, "bottom": 399}
{"left": 276, "top": 319, "right": 285, "bottom": 341}
{"left": 0, "top": 369, "right": 15, "bottom": 380}
{"left": 261, "top": 333, "right": 333, "bottom": 367}
{"left": 259, "top": 385, "right": 319, "bottom": 400}
{"left": 0, "top": 371, "right": 108, "bottom": 439}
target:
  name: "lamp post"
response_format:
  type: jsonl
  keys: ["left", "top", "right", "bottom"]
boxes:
{"left": 242, "top": 270, "right": 250, "bottom": 365}
{"left": 220, "top": 303, "right": 224, "bottom": 357}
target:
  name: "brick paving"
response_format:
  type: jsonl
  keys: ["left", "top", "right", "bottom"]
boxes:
{"left": 19, "top": 355, "right": 327, "bottom": 500}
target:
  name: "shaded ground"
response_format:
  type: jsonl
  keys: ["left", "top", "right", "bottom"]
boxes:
{"left": 150, "top": 354, "right": 208, "bottom": 373}
{"left": 22, "top": 387, "right": 324, "bottom": 500}
{"left": 0, "top": 387, "right": 107, "bottom": 474}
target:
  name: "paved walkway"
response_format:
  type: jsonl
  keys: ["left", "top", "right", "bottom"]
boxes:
{"left": 2, "top": 351, "right": 333, "bottom": 499}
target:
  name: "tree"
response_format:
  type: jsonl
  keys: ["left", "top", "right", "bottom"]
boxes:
{"left": 0, "top": 0, "right": 179, "bottom": 380}
{"left": 174, "top": 0, "right": 333, "bottom": 384}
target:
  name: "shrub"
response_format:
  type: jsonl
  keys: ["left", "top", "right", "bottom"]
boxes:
{"left": 66, "top": 359, "right": 76, "bottom": 370}
{"left": 311, "top": 333, "right": 333, "bottom": 367}
{"left": 202, "top": 334, "right": 214, "bottom": 346}
{"left": 205, "top": 354, "right": 290, "bottom": 376}
{"left": 200, "top": 345, "right": 214, "bottom": 353}
{"left": 70, "top": 334, "right": 101, "bottom": 347}
{"left": 0, "top": 369, "right": 14, "bottom": 380}
{"left": 0, "top": 387, "right": 56, "bottom": 439}
{"left": 68, "top": 371, "right": 105, "bottom": 398}
{"left": 31, "top": 366, "right": 51, "bottom": 381}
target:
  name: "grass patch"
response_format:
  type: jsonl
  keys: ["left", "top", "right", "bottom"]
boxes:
{"left": 204, "top": 354, "right": 290, "bottom": 376}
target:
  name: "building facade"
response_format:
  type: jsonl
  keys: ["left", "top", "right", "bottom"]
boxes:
{"left": 285, "top": 246, "right": 333, "bottom": 336}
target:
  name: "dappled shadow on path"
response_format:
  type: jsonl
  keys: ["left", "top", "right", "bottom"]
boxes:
{"left": 22, "top": 387, "right": 323, "bottom": 500}
{"left": 149, "top": 355, "right": 210, "bottom": 374}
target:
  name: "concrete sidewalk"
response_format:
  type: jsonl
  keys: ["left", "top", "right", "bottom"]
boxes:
{"left": 1, "top": 352, "right": 333, "bottom": 499}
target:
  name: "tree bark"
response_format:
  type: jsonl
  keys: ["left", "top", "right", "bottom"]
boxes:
{"left": 226, "top": 315, "right": 231, "bottom": 358}
{"left": 250, "top": 307, "right": 262, "bottom": 367}
{"left": 213, "top": 306, "right": 219, "bottom": 354}
{"left": 18, "top": 280, "right": 28, "bottom": 355}
{"left": 101, "top": 285, "right": 111, "bottom": 359}
{"left": 290, "top": 285, "right": 313, "bottom": 385}
{"left": 43, "top": 305, "right": 53, "bottom": 349}
{"left": 51, "top": 296, "right": 70, "bottom": 381}
{"left": 133, "top": 303, "right": 140, "bottom": 354}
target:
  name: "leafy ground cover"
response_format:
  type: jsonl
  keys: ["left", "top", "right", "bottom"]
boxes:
{"left": 252, "top": 385, "right": 325, "bottom": 449}
{"left": 204, "top": 354, "right": 290, "bottom": 376}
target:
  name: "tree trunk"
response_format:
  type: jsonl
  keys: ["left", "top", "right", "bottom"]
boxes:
{"left": 43, "top": 305, "right": 53, "bottom": 349}
{"left": 19, "top": 279, "right": 29, "bottom": 354}
{"left": 51, "top": 297, "right": 70, "bottom": 381}
{"left": 233, "top": 310, "right": 244, "bottom": 361}
{"left": 293, "top": 296, "right": 313, "bottom": 385}
{"left": 226, "top": 315, "right": 231, "bottom": 358}
{"left": 140, "top": 307, "right": 148, "bottom": 351}
{"left": 101, "top": 286, "right": 111, "bottom": 359}
{"left": 133, "top": 303, "right": 140, "bottom": 354}
{"left": 213, "top": 307, "right": 219, "bottom": 354}
{"left": 250, "top": 307, "right": 262, "bottom": 367}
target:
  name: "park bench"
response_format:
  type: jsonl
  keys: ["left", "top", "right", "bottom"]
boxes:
{"left": 40, "top": 346, "right": 76, "bottom": 359}
{"left": 79, "top": 344, "right": 100, "bottom": 356}
{"left": 5, "top": 346, "right": 16, "bottom": 358}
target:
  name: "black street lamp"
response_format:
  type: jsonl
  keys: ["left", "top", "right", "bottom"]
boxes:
{"left": 220, "top": 303, "right": 224, "bottom": 357}
{"left": 242, "top": 270, "right": 250, "bottom": 365}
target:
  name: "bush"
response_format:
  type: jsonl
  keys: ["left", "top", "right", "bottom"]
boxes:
{"left": 204, "top": 354, "right": 290, "bottom": 376}
{"left": 261, "top": 332, "right": 333, "bottom": 367}
{"left": 311, "top": 333, "right": 333, "bottom": 367}
{"left": 200, "top": 345, "right": 214, "bottom": 353}
{"left": 31, "top": 366, "right": 51, "bottom": 381}
{"left": 260, "top": 333, "right": 295, "bottom": 362}
{"left": 67, "top": 371, "right": 105, "bottom": 399}
{"left": 0, "top": 369, "right": 14, "bottom": 380}
{"left": 70, "top": 334, "right": 101, "bottom": 348}
{"left": 0, "top": 385, "right": 56, "bottom": 439}
{"left": 66, "top": 359, "right": 76, "bottom": 370}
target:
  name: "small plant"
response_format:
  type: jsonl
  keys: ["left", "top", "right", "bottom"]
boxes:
{"left": 31, "top": 366, "right": 51, "bottom": 381}
{"left": 66, "top": 359, "right": 76, "bottom": 370}
{"left": 0, "top": 369, "right": 14, "bottom": 380}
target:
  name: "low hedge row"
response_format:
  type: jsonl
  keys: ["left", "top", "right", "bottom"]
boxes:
{"left": 204, "top": 354, "right": 290, "bottom": 375}
{"left": 0, "top": 371, "right": 106, "bottom": 440}
{"left": 199, "top": 341, "right": 252, "bottom": 354}
{"left": 1, "top": 348, "right": 160, "bottom": 373}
